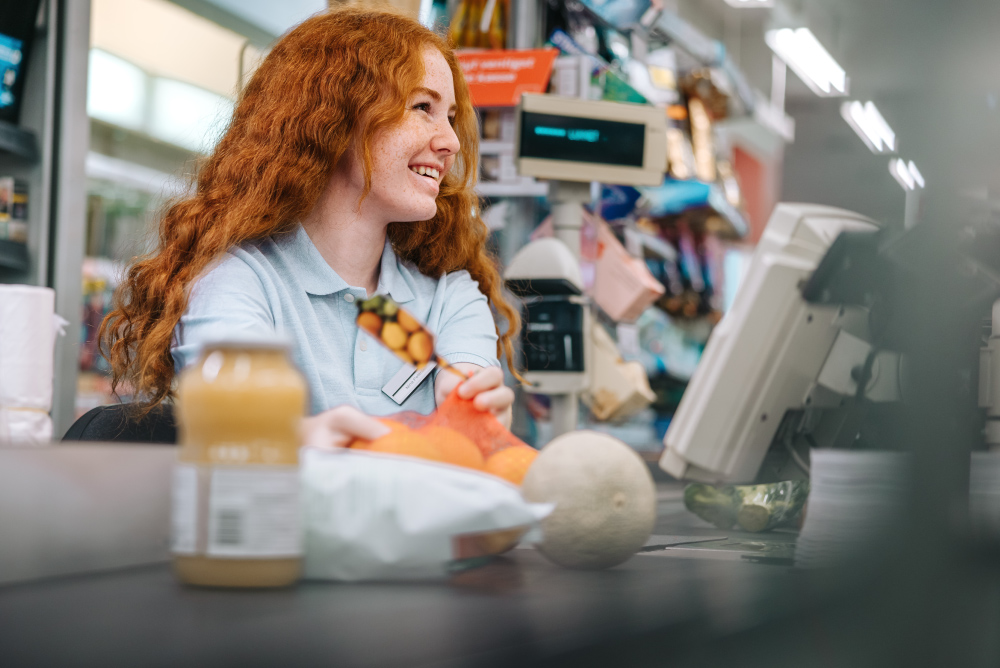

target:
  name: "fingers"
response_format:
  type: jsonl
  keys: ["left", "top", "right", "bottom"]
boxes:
{"left": 302, "top": 405, "right": 390, "bottom": 450}
{"left": 435, "top": 370, "right": 463, "bottom": 404}
{"left": 472, "top": 385, "right": 515, "bottom": 415}
{"left": 330, "top": 406, "right": 392, "bottom": 441}
{"left": 457, "top": 365, "right": 504, "bottom": 399}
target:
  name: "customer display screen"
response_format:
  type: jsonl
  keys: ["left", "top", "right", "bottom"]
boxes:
{"left": 519, "top": 111, "right": 646, "bottom": 167}
{"left": 0, "top": 33, "right": 24, "bottom": 113}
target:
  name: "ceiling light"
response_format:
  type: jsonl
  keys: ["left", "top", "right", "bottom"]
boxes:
{"left": 148, "top": 78, "right": 233, "bottom": 154}
{"left": 87, "top": 49, "right": 147, "bottom": 131}
{"left": 890, "top": 158, "right": 925, "bottom": 191}
{"left": 765, "top": 28, "right": 848, "bottom": 97}
{"left": 724, "top": 0, "right": 774, "bottom": 7}
{"left": 841, "top": 101, "right": 896, "bottom": 153}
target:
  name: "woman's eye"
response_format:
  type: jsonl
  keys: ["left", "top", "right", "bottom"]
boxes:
{"left": 413, "top": 102, "right": 431, "bottom": 112}
{"left": 448, "top": 116, "right": 456, "bottom": 127}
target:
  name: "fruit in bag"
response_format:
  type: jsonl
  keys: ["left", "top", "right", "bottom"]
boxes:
{"left": 418, "top": 425, "right": 485, "bottom": 471}
{"left": 485, "top": 447, "right": 538, "bottom": 485}
{"left": 347, "top": 390, "right": 539, "bottom": 483}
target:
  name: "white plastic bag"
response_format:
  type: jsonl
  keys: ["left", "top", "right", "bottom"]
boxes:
{"left": 301, "top": 447, "right": 553, "bottom": 581}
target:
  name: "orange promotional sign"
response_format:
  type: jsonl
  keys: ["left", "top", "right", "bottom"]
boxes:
{"left": 456, "top": 48, "right": 559, "bottom": 107}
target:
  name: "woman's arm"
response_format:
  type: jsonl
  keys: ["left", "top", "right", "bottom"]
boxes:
{"left": 434, "top": 363, "right": 514, "bottom": 430}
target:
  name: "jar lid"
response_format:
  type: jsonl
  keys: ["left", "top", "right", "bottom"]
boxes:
{"left": 200, "top": 332, "right": 294, "bottom": 353}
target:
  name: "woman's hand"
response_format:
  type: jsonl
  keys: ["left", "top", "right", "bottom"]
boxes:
{"left": 300, "top": 405, "right": 390, "bottom": 450}
{"left": 434, "top": 363, "right": 514, "bottom": 429}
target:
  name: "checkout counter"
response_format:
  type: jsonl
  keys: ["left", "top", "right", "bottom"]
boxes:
{"left": 1, "top": 441, "right": 998, "bottom": 666}
{"left": 0, "top": 443, "right": 811, "bottom": 666}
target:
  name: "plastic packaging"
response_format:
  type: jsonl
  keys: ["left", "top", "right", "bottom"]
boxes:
{"left": 684, "top": 480, "right": 809, "bottom": 533}
{"left": 302, "top": 447, "right": 552, "bottom": 581}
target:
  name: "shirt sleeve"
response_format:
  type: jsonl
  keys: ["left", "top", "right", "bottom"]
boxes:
{"left": 431, "top": 269, "right": 500, "bottom": 369}
{"left": 171, "top": 254, "right": 276, "bottom": 371}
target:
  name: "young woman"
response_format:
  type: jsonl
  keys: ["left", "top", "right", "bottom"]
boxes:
{"left": 100, "top": 7, "right": 520, "bottom": 447}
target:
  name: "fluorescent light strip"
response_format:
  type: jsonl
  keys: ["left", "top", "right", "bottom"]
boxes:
{"left": 891, "top": 159, "right": 913, "bottom": 190}
{"left": 766, "top": 28, "right": 848, "bottom": 97}
{"left": 890, "top": 158, "right": 925, "bottom": 191}
{"left": 841, "top": 101, "right": 897, "bottom": 153}
{"left": 724, "top": 0, "right": 774, "bottom": 7}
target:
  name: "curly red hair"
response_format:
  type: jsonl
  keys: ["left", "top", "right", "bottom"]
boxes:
{"left": 100, "top": 6, "right": 521, "bottom": 407}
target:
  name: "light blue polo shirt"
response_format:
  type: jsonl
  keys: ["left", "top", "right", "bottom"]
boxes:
{"left": 171, "top": 224, "right": 500, "bottom": 416}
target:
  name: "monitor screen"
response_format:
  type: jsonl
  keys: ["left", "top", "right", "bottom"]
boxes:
{"left": 518, "top": 111, "right": 646, "bottom": 168}
{"left": 0, "top": 0, "right": 43, "bottom": 124}
{"left": 0, "top": 33, "right": 25, "bottom": 115}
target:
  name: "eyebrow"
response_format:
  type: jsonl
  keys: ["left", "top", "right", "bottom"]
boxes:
{"left": 413, "top": 86, "right": 457, "bottom": 112}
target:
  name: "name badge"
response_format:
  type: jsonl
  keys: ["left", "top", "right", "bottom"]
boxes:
{"left": 381, "top": 360, "right": 437, "bottom": 405}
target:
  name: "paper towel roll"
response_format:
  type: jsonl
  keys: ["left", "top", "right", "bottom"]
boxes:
{"left": 0, "top": 285, "right": 57, "bottom": 445}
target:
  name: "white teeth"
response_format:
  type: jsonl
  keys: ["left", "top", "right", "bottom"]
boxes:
{"left": 410, "top": 166, "right": 440, "bottom": 180}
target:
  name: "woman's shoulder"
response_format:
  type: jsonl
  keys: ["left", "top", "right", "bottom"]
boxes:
{"left": 394, "top": 257, "right": 482, "bottom": 298}
{"left": 189, "top": 239, "right": 282, "bottom": 302}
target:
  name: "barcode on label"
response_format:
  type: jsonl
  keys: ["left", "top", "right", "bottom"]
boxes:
{"left": 215, "top": 509, "right": 244, "bottom": 546}
{"left": 206, "top": 467, "right": 302, "bottom": 558}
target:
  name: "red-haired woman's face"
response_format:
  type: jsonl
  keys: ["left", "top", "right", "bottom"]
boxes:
{"left": 365, "top": 48, "right": 460, "bottom": 224}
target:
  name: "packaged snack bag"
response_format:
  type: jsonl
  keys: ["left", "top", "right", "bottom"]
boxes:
{"left": 302, "top": 448, "right": 552, "bottom": 581}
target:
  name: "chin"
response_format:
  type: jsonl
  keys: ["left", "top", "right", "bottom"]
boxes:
{"left": 403, "top": 201, "right": 439, "bottom": 222}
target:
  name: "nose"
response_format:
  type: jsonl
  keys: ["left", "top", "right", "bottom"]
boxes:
{"left": 431, "top": 118, "right": 461, "bottom": 157}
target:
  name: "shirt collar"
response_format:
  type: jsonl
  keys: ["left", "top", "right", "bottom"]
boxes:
{"left": 287, "top": 224, "right": 414, "bottom": 303}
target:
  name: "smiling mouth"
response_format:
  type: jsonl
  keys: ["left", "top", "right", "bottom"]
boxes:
{"left": 409, "top": 165, "right": 441, "bottom": 181}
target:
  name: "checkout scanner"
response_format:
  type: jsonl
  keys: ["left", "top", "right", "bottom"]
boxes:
{"left": 504, "top": 94, "right": 666, "bottom": 435}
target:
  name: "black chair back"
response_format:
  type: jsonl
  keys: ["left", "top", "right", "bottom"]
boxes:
{"left": 63, "top": 404, "right": 177, "bottom": 444}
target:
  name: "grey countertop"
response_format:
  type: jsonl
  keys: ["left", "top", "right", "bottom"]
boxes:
{"left": 0, "top": 483, "right": 810, "bottom": 668}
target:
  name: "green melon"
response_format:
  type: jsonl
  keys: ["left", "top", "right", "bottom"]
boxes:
{"left": 522, "top": 430, "right": 656, "bottom": 569}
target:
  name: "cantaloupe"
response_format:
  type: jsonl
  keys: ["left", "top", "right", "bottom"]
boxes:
{"left": 521, "top": 430, "right": 656, "bottom": 569}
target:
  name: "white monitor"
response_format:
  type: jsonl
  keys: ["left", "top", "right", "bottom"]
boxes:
{"left": 514, "top": 93, "right": 667, "bottom": 186}
{"left": 660, "top": 203, "right": 880, "bottom": 484}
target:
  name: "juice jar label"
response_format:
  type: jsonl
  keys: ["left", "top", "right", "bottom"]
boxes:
{"left": 172, "top": 465, "right": 200, "bottom": 555}
{"left": 171, "top": 464, "right": 302, "bottom": 559}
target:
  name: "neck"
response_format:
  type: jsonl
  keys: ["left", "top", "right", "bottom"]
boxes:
{"left": 301, "top": 176, "right": 386, "bottom": 297}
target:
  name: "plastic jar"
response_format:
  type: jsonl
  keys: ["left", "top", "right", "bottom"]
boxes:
{"left": 171, "top": 338, "right": 308, "bottom": 587}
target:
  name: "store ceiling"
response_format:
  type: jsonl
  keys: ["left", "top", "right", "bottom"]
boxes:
{"left": 191, "top": 0, "right": 327, "bottom": 38}
{"left": 180, "top": 0, "right": 999, "bottom": 224}
{"left": 775, "top": 0, "right": 1000, "bottom": 225}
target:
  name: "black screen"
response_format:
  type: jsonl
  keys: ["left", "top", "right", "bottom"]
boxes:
{"left": 519, "top": 111, "right": 645, "bottom": 167}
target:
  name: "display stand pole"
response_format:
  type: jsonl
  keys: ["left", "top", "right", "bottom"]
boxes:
{"left": 548, "top": 180, "right": 592, "bottom": 437}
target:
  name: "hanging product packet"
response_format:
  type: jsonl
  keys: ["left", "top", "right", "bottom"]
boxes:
{"left": 302, "top": 296, "right": 552, "bottom": 581}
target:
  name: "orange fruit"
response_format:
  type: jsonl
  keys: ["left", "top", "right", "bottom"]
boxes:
{"left": 381, "top": 322, "right": 408, "bottom": 350}
{"left": 418, "top": 425, "right": 485, "bottom": 471}
{"left": 406, "top": 330, "right": 433, "bottom": 364}
{"left": 485, "top": 446, "right": 538, "bottom": 485}
{"left": 397, "top": 309, "right": 422, "bottom": 333}
{"left": 366, "top": 429, "right": 444, "bottom": 463}
{"left": 357, "top": 311, "right": 383, "bottom": 336}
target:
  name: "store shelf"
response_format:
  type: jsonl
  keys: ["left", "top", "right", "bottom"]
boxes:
{"left": 0, "top": 120, "right": 40, "bottom": 162}
{"left": 0, "top": 239, "right": 29, "bottom": 272}
{"left": 476, "top": 180, "right": 549, "bottom": 197}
